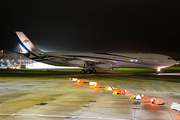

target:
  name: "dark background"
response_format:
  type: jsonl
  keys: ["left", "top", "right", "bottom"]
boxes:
{"left": 1, "top": 0, "right": 180, "bottom": 59}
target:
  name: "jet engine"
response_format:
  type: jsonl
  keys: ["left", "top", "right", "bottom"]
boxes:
{"left": 95, "top": 64, "right": 112, "bottom": 70}
{"left": 68, "top": 60, "right": 85, "bottom": 67}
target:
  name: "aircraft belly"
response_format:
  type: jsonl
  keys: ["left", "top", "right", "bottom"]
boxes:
{"left": 40, "top": 60, "right": 68, "bottom": 66}
{"left": 119, "top": 62, "right": 140, "bottom": 68}
{"left": 115, "top": 61, "right": 151, "bottom": 68}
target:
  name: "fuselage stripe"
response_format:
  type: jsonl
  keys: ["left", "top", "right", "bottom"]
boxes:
{"left": 94, "top": 52, "right": 133, "bottom": 59}
{"left": 18, "top": 38, "right": 40, "bottom": 58}
{"left": 65, "top": 55, "right": 153, "bottom": 65}
{"left": 30, "top": 55, "right": 154, "bottom": 66}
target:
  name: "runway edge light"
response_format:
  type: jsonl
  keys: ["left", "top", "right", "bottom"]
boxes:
{"left": 104, "top": 86, "right": 113, "bottom": 91}
{"left": 89, "top": 82, "right": 97, "bottom": 86}
{"left": 72, "top": 78, "right": 78, "bottom": 81}
{"left": 130, "top": 93, "right": 143, "bottom": 100}
{"left": 89, "top": 82, "right": 101, "bottom": 89}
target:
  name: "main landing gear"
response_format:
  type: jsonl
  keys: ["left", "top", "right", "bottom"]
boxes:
{"left": 81, "top": 63, "right": 97, "bottom": 74}
{"left": 81, "top": 69, "right": 97, "bottom": 74}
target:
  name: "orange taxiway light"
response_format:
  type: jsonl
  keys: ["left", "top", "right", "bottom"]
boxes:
{"left": 77, "top": 80, "right": 84, "bottom": 83}
{"left": 68, "top": 78, "right": 72, "bottom": 80}
{"left": 176, "top": 112, "right": 180, "bottom": 116}
{"left": 117, "top": 89, "right": 127, "bottom": 95}
{"left": 95, "top": 84, "right": 101, "bottom": 88}
{"left": 154, "top": 98, "right": 163, "bottom": 105}
{"left": 120, "top": 90, "right": 126, "bottom": 95}
{"left": 117, "top": 89, "right": 121, "bottom": 94}
{"left": 151, "top": 98, "right": 163, "bottom": 105}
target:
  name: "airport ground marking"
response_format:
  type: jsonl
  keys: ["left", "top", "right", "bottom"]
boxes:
{"left": 167, "top": 110, "right": 175, "bottom": 120}
{"left": 0, "top": 113, "right": 130, "bottom": 120}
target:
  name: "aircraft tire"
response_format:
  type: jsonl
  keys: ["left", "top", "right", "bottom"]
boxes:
{"left": 81, "top": 70, "right": 86, "bottom": 74}
{"left": 156, "top": 71, "right": 159, "bottom": 74}
{"left": 87, "top": 70, "right": 91, "bottom": 74}
{"left": 92, "top": 70, "right": 96, "bottom": 73}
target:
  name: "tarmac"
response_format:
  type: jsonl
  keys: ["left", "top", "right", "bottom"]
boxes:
{"left": 158, "top": 73, "right": 180, "bottom": 76}
{"left": 0, "top": 72, "right": 180, "bottom": 120}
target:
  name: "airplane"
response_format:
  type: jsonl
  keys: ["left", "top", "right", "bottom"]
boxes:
{"left": 15, "top": 31, "right": 177, "bottom": 74}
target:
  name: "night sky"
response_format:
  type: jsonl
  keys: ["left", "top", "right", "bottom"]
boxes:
{"left": 1, "top": 0, "right": 180, "bottom": 59}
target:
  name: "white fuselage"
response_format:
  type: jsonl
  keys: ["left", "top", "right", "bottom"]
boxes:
{"left": 29, "top": 52, "right": 177, "bottom": 70}
{"left": 16, "top": 32, "right": 177, "bottom": 72}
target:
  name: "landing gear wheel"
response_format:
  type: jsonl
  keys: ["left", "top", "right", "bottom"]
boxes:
{"left": 92, "top": 70, "right": 96, "bottom": 73}
{"left": 87, "top": 70, "right": 91, "bottom": 74}
{"left": 81, "top": 70, "right": 86, "bottom": 74}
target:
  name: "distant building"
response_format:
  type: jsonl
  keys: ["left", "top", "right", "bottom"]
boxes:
{"left": 0, "top": 50, "right": 35, "bottom": 68}
{"left": 0, "top": 50, "right": 79, "bottom": 69}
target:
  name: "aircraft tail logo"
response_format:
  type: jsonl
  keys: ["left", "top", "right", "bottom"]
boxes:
{"left": 16, "top": 31, "right": 41, "bottom": 55}
{"left": 23, "top": 39, "right": 29, "bottom": 43}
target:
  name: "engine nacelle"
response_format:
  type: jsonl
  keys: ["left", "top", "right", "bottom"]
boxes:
{"left": 68, "top": 60, "right": 85, "bottom": 67}
{"left": 95, "top": 64, "right": 112, "bottom": 70}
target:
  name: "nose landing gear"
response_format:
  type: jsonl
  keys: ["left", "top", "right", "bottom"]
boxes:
{"left": 156, "top": 67, "right": 161, "bottom": 74}
{"left": 156, "top": 71, "right": 159, "bottom": 74}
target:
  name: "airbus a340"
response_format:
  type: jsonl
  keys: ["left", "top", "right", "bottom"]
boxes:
{"left": 16, "top": 32, "right": 177, "bottom": 74}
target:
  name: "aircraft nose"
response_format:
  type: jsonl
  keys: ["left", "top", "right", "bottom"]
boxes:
{"left": 172, "top": 59, "right": 177, "bottom": 65}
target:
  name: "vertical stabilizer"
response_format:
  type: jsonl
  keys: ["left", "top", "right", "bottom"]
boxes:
{"left": 16, "top": 32, "right": 41, "bottom": 54}
{"left": 19, "top": 44, "right": 27, "bottom": 53}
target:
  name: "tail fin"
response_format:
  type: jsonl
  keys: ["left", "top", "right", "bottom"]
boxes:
{"left": 16, "top": 32, "right": 41, "bottom": 55}
{"left": 19, "top": 44, "right": 27, "bottom": 53}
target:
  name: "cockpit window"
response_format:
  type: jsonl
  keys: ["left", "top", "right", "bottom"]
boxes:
{"left": 168, "top": 58, "right": 172, "bottom": 60}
